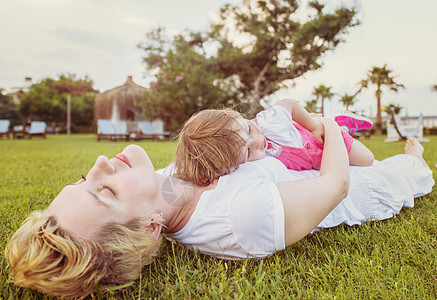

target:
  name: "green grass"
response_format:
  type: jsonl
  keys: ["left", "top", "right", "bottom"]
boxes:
{"left": 1, "top": 135, "right": 436, "bottom": 299}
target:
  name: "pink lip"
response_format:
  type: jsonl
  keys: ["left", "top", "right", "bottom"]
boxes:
{"left": 116, "top": 154, "right": 131, "bottom": 167}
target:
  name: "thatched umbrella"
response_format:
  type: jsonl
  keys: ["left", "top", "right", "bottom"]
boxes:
{"left": 94, "top": 76, "right": 146, "bottom": 121}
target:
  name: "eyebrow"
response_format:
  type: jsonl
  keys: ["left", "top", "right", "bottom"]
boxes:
{"left": 88, "top": 191, "right": 110, "bottom": 207}
{"left": 242, "top": 120, "right": 250, "bottom": 133}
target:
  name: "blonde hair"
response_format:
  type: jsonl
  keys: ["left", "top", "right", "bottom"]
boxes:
{"left": 174, "top": 109, "right": 246, "bottom": 186}
{"left": 5, "top": 211, "right": 162, "bottom": 298}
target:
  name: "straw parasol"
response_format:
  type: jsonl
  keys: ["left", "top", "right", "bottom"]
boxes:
{"left": 94, "top": 76, "right": 146, "bottom": 121}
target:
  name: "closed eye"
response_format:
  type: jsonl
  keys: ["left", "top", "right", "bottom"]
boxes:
{"left": 99, "top": 185, "right": 116, "bottom": 198}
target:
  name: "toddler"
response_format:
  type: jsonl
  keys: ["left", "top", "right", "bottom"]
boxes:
{"left": 238, "top": 99, "right": 374, "bottom": 170}
{"left": 174, "top": 100, "right": 374, "bottom": 186}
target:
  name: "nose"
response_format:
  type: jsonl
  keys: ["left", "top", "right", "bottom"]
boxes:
{"left": 86, "top": 155, "right": 115, "bottom": 178}
{"left": 251, "top": 134, "right": 264, "bottom": 150}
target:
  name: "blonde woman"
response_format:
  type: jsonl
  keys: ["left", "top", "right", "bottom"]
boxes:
{"left": 6, "top": 115, "right": 434, "bottom": 298}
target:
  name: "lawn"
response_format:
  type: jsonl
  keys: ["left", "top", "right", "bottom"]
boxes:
{"left": 1, "top": 134, "right": 436, "bottom": 299}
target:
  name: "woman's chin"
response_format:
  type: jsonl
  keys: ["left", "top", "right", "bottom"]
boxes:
{"left": 123, "top": 144, "right": 145, "bottom": 154}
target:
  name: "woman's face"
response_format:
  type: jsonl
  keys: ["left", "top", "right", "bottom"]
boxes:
{"left": 47, "top": 145, "right": 160, "bottom": 239}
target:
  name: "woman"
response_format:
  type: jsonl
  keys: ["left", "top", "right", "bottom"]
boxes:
{"left": 5, "top": 117, "right": 434, "bottom": 297}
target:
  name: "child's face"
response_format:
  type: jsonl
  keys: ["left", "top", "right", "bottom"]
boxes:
{"left": 235, "top": 119, "right": 267, "bottom": 163}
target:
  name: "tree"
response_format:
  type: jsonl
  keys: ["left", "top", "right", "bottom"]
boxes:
{"left": 312, "top": 84, "right": 334, "bottom": 115}
{"left": 70, "top": 92, "right": 97, "bottom": 132}
{"left": 139, "top": 1, "right": 359, "bottom": 124}
{"left": 0, "top": 88, "right": 20, "bottom": 126}
{"left": 139, "top": 29, "right": 250, "bottom": 131}
{"left": 54, "top": 74, "right": 95, "bottom": 97}
{"left": 356, "top": 65, "right": 405, "bottom": 135}
{"left": 19, "top": 74, "right": 97, "bottom": 131}
{"left": 384, "top": 103, "right": 403, "bottom": 115}
{"left": 210, "top": 0, "right": 359, "bottom": 116}
{"left": 338, "top": 92, "right": 357, "bottom": 111}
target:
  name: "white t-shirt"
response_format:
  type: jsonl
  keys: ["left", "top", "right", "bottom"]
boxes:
{"left": 160, "top": 157, "right": 286, "bottom": 259}
{"left": 256, "top": 105, "right": 304, "bottom": 147}
{"left": 159, "top": 154, "right": 434, "bottom": 260}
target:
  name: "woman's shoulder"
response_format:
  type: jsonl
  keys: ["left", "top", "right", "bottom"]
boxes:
{"left": 198, "top": 158, "right": 282, "bottom": 204}
{"left": 174, "top": 158, "right": 287, "bottom": 259}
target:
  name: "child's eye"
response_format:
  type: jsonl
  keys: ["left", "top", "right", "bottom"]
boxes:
{"left": 247, "top": 123, "right": 252, "bottom": 135}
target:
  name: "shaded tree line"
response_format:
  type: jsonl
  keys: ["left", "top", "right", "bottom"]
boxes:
{"left": 1, "top": 74, "right": 97, "bottom": 133}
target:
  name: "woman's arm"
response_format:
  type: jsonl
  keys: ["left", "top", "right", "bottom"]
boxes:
{"left": 276, "top": 99, "right": 324, "bottom": 143}
{"left": 276, "top": 118, "right": 350, "bottom": 246}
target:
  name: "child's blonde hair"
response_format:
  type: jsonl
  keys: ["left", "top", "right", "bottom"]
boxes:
{"left": 174, "top": 109, "right": 246, "bottom": 186}
{"left": 5, "top": 211, "right": 162, "bottom": 298}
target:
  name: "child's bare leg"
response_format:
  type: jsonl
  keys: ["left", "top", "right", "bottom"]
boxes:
{"left": 348, "top": 139, "right": 374, "bottom": 166}
{"left": 405, "top": 138, "right": 428, "bottom": 167}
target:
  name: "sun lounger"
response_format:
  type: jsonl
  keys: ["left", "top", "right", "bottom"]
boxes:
{"left": 385, "top": 108, "right": 429, "bottom": 142}
{"left": 27, "top": 121, "right": 47, "bottom": 139}
{"left": 97, "top": 119, "right": 130, "bottom": 141}
{"left": 0, "top": 119, "right": 10, "bottom": 139}
{"left": 136, "top": 121, "right": 171, "bottom": 141}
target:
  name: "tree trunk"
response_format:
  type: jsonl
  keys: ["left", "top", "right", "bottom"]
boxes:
{"left": 248, "top": 62, "right": 271, "bottom": 118}
{"left": 375, "top": 93, "right": 382, "bottom": 135}
{"left": 248, "top": 93, "right": 262, "bottom": 118}
{"left": 321, "top": 98, "right": 324, "bottom": 115}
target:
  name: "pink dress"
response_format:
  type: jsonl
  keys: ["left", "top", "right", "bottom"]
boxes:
{"left": 255, "top": 105, "right": 353, "bottom": 171}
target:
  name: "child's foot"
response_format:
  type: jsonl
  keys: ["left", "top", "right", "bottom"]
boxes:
{"left": 334, "top": 112, "right": 373, "bottom": 135}
{"left": 404, "top": 138, "right": 428, "bottom": 167}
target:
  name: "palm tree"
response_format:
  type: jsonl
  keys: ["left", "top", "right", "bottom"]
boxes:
{"left": 312, "top": 84, "right": 334, "bottom": 115}
{"left": 356, "top": 65, "right": 405, "bottom": 135}
{"left": 338, "top": 93, "right": 356, "bottom": 111}
{"left": 304, "top": 99, "right": 319, "bottom": 113}
{"left": 384, "top": 103, "right": 403, "bottom": 115}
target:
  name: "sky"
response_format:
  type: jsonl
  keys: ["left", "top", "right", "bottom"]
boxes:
{"left": 1, "top": 0, "right": 436, "bottom": 117}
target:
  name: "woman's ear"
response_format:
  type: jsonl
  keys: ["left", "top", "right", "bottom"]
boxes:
{"left": 146, "top": 213, "right": 164, "bottom": 240}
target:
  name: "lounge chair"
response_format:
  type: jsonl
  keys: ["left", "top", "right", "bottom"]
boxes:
{"left": 97, "top": 120, "right": 130, "bottom": 142}
{"left": 385, "top": 108, "right": 429, "bottom": 142}
{"left": 0, "top": 120, "right": 10, "bottom": 139}
{"left": 137, "top": 121, "right": 171, "bottom": 141}
{"left": 27, "top": 121, "right": 47, "bottom": 139}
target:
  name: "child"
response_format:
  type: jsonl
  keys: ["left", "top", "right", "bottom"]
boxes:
{"left": 238, "top": 99, "right": 374, "bottom": 170}
{"left": 174, "top": 100, "right": 374, "bottom": 186}
{"left": 175, "top": 109, "right": 247, "bottom": 186}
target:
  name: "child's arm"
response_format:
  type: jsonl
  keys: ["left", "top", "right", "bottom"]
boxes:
{"left": 276, "top": 99, "right": 324, "bottom": 144}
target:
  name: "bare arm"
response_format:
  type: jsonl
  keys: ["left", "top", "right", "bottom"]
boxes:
{"left": 276, "top": 118, "right": 350, "bottom": 246}
{"left": 276, "top": 99, "right": 323, "bottom": 143}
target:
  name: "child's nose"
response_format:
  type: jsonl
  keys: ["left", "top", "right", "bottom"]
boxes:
{"left": 255, "top": 136, "right": 264, "bottom": 149}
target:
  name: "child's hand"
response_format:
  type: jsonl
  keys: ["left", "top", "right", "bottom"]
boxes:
{"left": 310, "top": 118, "right": 325, "bottom": 144}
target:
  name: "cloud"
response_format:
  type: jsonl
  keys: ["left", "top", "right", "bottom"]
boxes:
{"left": 49, "top": 28, "right": 129, "bottom": 52}
{"left": 37, "top": 48, "right": 84, "bottom": 61}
